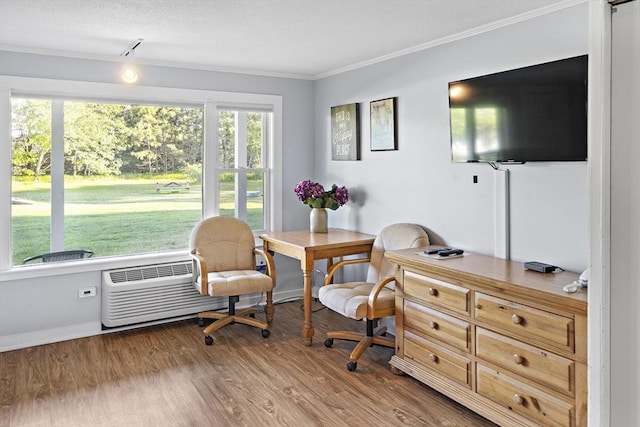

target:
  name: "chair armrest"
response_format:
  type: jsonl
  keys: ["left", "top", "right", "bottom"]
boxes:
{"left": 323, "top": 257, "right": 371, "bottom": 285}
{"left": 190, "top": 251, "right": 209, "bottom": 295}
{"left": 254, "top": 248, "right": 277, "bottom": 287}
{"left": 368, "top": 275, "right": 396, "bottom": 318}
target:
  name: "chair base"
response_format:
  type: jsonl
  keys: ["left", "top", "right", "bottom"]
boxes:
{"left": 198, "top": 295, "right": 273, "bottom": 344}
{"left": 325, "top": 320, "right": 394, "bottom": 367}
{"left": 199, "top": 306, "right": 269, "bottom": 335}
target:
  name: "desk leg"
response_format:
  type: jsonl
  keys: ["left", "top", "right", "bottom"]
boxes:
{"left": 302, "top": 267, "right": 314, "bottom": 346}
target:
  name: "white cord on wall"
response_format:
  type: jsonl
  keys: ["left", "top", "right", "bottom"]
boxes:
{"left": 494, "top": 168, "right": 510, "bottom": 260}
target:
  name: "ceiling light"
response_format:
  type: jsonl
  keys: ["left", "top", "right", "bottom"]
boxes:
{"left": 120, "top": 39, "right": 143, "bottom": 84}
{"left": 121, "top": 65, "right": 139, "bottom": 83}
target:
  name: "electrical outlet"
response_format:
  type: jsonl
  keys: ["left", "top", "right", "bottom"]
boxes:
{"left": 78, "top": 287, "right": 96, "bottom": 298}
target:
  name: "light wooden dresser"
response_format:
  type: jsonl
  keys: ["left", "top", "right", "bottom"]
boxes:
{"left": 386, "top": 248, "right": 587, "bottom": 427}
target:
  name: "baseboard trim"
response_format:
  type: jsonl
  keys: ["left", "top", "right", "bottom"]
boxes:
{"left": 0, "top": 321, "right": 102, "bottom": 352}
{"left": 0, "top": 288, "right": 305, "bottom": 352}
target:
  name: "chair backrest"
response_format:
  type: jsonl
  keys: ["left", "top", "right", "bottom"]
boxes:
{"left": 21, "top": 249, "right": 94, "bottom": 264}
{"left": 190, "top": 216, "right": 256, "bottom": 272}
{"left": 366, "top": 223, "right": 430, "bottom": 283}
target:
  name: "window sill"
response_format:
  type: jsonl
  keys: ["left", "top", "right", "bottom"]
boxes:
{"left": 0, "top": 250, "right": 192, "bottom": 283}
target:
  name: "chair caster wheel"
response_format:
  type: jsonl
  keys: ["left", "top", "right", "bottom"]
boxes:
{"left": 261, "top": 329, "right": 270, "bottom": 338}
{"left": 346, "top": 361, "right": 357, "bottom": 372}
{"left": 198, "top": 318, "right": 205, "bottom": 327}
{"left": 204, "top": 335, "right": 214, "bottom": 346}
{"left": 324, "top": 338, "right": 334, "bottom": 348}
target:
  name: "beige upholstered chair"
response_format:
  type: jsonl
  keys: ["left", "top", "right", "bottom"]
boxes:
{"left": 190, "top": 216, "right": 276, "bottom": 345}
{"left": 319, "top": 223, "right": 430, "bottom": 371}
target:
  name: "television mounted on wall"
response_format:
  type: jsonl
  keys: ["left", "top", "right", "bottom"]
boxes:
{"left": 448, "top": 55, "right": 588, "bottom": 164}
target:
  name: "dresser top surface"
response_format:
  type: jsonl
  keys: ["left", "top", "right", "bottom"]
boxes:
{"left": 386, "top": 247, "right": 587, "bottom": 309}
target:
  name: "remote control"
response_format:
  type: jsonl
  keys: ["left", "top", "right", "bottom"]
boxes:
{"left": 438, "top": 249, "right": 464, "bottom": 257}
{"left": 424, "top": 247, "right": 451, "bottom": 255}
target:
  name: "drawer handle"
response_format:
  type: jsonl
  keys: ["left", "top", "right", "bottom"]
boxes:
{"left": 429, "top": 320, "right": 438, "bottom": 329}
{"left": 513, "top": 354, "right": 524, "bottom": 365}
{"left": 511, "top": 314, "right": 523, "bottom": 325}
{"left": 513, "top": 394, "right": 524, "bottom": 405}
{"left": 428, "top": 287, "right": 438, "bottom": 297}
{"left": 428, "top": 353, "right": 438, "bottom": 363}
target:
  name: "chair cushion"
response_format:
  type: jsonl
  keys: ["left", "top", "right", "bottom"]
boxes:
{"left": 318, "top": 282, "right": 395, "bottom": 320}
{"left": 195, "top": 269, "right": 273, "bottom": 297}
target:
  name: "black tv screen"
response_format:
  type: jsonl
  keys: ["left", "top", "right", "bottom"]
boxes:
{"left": 448, "top": 55, "right": 588, "bottom": 163}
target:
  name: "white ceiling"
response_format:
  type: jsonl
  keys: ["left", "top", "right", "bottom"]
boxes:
{"left": 0, "top": 0, "right": 584, "bottom": 79}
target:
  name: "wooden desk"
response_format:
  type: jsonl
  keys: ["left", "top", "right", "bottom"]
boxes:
{"left": 260, "top": 229, "right": 375, "bottom": 346}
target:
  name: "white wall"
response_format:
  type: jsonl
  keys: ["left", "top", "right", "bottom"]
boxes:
{"left": 0, "top": 271, "right": 102, "bottom": 349}
{"left": 314, "top": 4, "right": 589, "bottom": 273}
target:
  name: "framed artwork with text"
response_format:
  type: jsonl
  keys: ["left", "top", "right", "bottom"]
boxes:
{"left": 370, "top": 97, "right": 397, "bottom": 151}
{"left": 331, "top": 103, "right": 360, "bottom": 161}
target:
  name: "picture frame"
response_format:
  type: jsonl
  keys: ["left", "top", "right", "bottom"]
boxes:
{"left": 370, "top": 97, "right": 397, "bottom": 151}
{"left": 331, "top": 103, "right": 360, "bottom": 161}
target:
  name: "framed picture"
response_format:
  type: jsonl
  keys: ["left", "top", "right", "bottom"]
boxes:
{"left": 370, "top": 97, "right": 397, "bottom": 151}
{"left": 331, "top": 103, "right": 360, "bottom": 161}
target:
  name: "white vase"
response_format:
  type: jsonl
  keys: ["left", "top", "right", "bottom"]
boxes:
{"left": 310, "top": 208, "right": 328, "bottom": 233}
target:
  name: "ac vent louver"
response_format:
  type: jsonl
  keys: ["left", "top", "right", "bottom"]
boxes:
{"left": 102, "top": 261, "right": 221, "bottom": 327}
{"left": 108, "top": 262, "right": 192, "bottom": 284}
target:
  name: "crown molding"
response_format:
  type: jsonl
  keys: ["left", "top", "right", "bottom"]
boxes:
{"left": 313, "top": 0, "right": 587, "bottom": 79}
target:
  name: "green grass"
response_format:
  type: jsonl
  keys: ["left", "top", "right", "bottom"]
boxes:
{"left": 12, "top": 176, "right": 264, "bottom": 265}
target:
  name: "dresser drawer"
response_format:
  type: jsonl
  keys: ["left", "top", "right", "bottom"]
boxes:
{"left": 476, "top": 328, "right": 575, "bottom": 395}
{"left": 404, "top": 300, "right": 470, "bottom": 352}
{"left": 404, "top": 331, "right": 471, "bottom": 388}
{"left": 477, "top": 365, "right": 574, "bottom": 427}
{"left": 404, "top": 271, "right": 470, "bottom": 314}
{"left": 475, "top": 293, "right": 574, "bottom": 352}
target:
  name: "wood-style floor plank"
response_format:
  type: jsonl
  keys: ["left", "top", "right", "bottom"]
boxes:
{"left": 0, "top": 301, "right": 496, "bottom": 427}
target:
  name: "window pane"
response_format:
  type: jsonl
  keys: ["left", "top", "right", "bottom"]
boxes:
{"left": 11, "top": 97, "right": 204, "bottom": 265}
{"left": 218, "top": 111, "right": 235, "bottom": 168}
{"left": 217, "top": 172, "right": 265, "bottom": 229}
{"left": 247, "top": 112, "right": 263, "bottom": 168}
{"left": 11, "top": 98, "right": 52, "bottom": 265}
{"left": 247, "top": 171, "right": 265, "bottom": 230}
{"left": 219, "top": 173, "right": 235, "bottom": 218}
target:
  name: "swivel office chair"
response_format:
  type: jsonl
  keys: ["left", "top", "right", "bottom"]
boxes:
{"left": 319, "top": 223, "right": 429, "bottom": 371}
{"left": 190, "top": 216, "right": 276, "bottom": 345}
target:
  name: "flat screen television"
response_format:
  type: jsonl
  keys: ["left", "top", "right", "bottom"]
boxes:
{"left": 448, "top": 55, "right": 588, "bottom": 163}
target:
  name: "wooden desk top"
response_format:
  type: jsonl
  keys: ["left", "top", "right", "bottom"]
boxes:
{"left": 260, "top": 229, "right": 375, "bottom": 250}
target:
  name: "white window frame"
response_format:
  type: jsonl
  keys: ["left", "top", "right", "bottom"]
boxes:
{"left": 0, "top": 76, "right": 283, "bottom": 272}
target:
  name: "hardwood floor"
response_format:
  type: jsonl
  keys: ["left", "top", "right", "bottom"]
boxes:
{"left": 0, "top": 300, "right": 496, "bottom": 427}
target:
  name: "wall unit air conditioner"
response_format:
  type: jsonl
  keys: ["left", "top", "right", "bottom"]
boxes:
{"left": 102, "top": 261, "right": 222, "bottom": 327}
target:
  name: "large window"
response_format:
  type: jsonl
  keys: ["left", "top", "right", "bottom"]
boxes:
{"left": 1, "top": 77, "right": 282, "bottom": 269}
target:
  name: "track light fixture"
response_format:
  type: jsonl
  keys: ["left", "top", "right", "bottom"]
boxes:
{"left": 120, "top": 39, "right": 143, "bottom": 84}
